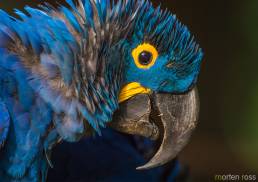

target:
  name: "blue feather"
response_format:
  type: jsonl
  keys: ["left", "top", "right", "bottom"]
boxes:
{"left": 0, "top": 99, "right": 10, "bottom": 147}
{"left": 61, "top": 6, "right": 82, "bottom": 32}
{"left": 84, "top": 0, "right": 95, "bottom": 28}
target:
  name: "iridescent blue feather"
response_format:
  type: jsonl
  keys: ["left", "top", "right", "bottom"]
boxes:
{"left": 0, "top": 0, "right": 203, "bottom": 180}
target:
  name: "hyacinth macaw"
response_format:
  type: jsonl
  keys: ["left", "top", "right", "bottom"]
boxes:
{"left": 0, "top": 0, "right": 203, "bottom": 181}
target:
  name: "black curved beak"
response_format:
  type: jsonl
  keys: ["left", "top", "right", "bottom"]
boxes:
{"left": 109, "top": 87, "right": 199, "bottom": 170}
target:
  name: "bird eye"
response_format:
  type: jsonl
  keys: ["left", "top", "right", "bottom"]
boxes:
{"left": 138, "top": 51, "right": 153, "bottom": 65}
{"left": 132, "top": 43, "right": 158, "bottom": 69}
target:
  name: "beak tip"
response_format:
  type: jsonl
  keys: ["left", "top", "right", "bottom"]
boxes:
{"left": 136, "top": 158, "right": 170, "bottom": 170}
{"left": 136, "top": 164, "right": 153, "bottom": 170}
{"left": 136, "top": 166, "right": 144, "bottom": 170}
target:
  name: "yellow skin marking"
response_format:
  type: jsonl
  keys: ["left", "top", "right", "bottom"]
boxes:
{"left": 119, "top": 43, "right": 158, "bottom": 103}
{"left": 119, "top": 82, "right": 151, "bottom": 103}
{"left": 132, "top": 43, "right": 159, "bottom": 69}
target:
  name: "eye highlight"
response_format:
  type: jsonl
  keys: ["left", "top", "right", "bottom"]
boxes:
{"left": 132, "top": 43, "right": 158, "bottom": 69}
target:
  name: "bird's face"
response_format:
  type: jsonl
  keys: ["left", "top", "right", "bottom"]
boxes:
{"left": 123, "top": 41, "right": 201, "bottom": 94}
{"left": 110, "top": 3, "right": 203, "bottom": 169}
{"left": 117, "top": 6, "right": 203, "bottom": 102}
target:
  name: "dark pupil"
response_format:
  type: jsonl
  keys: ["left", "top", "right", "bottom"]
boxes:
{"left": 138, "top": 51, "right": 153, "bottom": 65}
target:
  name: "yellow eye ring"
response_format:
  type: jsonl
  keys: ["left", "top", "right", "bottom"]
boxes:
{"left": 132, "top": 43, "right": 159, "bottom": 69}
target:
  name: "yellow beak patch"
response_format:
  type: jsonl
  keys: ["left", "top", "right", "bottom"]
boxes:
{"left": 119, "top": 82, "right": 151, "bottom": 103}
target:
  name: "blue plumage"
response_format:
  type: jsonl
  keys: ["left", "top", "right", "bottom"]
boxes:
{"left": 0, "top": 0, "right": 203, "bottom": 181}
{"left": 0, "top": 99, "right": 9, "bottom": 147}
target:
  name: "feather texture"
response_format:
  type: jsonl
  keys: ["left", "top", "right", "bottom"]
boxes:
{"left": 0, "top": 0, "right": 203, "bottom": 180}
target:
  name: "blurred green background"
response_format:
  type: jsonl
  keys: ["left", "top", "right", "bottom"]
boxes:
{"left": 0, "top": 0, "right": 258, "bottom": 181}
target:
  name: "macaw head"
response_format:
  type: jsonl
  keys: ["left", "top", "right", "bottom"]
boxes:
{"left": 59, "top": 0, "right": 203, "bottom": 169}
{"left": 0, "top": 0, "right": 202, "bottom": 170}
{"left": 111, "top": 0, "right": 203, "bottom": 169}
{"left": 122, "top": 12, "right": 202, "bottom": 96}
{"left": 101, "top": 0, "right": 202, "bottom": 169}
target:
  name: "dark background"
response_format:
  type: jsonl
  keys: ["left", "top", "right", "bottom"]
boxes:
{"left": 1, "top": 0, "right": 258, "bottom": 181}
